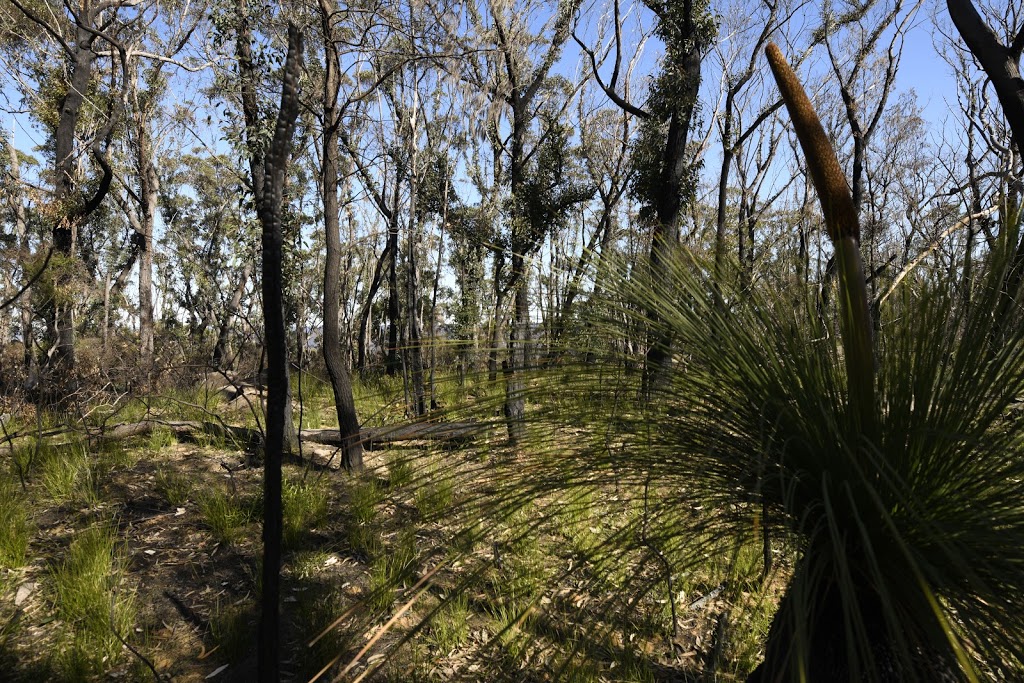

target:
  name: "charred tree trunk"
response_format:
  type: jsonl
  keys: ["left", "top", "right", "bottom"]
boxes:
{"left": 49, "top": 23, "right": 98, "bottom": 374}
{"left": 318, "top": 0, "right": 363, "bottom": 470}
{"left": 640, "top": 0, "right": 704, "bottom": 398}
{"left": 236, "top": 11, "right": 303, "bottom": 681}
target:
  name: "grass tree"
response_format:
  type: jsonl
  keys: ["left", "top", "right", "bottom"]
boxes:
{"left": 371, "top": 40, "right": 1024, "bottom": 683}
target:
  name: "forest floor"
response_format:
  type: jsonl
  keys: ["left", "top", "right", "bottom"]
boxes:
{"left": 0, "top": 375, "right": 782, "bottom": 682}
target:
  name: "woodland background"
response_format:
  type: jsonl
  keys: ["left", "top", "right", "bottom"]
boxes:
{"left": 0, "top": 0, "right": 1023, "bottom": 681}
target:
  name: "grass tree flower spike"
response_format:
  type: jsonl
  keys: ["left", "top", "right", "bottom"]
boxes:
{"left": 764, "top": 42, "right": 876, "bottom": 434}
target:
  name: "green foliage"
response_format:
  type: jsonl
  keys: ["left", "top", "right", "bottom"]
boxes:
{"left": 367, "top": 530, "right": 418, "bottom": 614}
{"left": 592, "top": 239, "right": 1024, "bottom": 679}
{"left": 348, "top": 478, "right": 384, "bottom": 526}
{"left": 385, "top": 452, "right": 414, "bottom": 490}
{"left": 48, "top": 525, "right": 136, "bottom": 681}
{"left": 148, "top": 425, "right": 176, "bottom": 450}
{"left": 197, "top": 487, "right": 258, "bottom": 545}
{"left": 40, "top": 441, "right": 98, "bottom": 506}
{"left": 0, "top": 476, "right": 31, "bottom": 568}
{"left": 154, "top": 468, "right": 192, "bottom": 507}
{"left": 347, "top": 477, "right": 385, "bottom": 558}
{"left": 427, "top": 593, "right": 471, "bottom": 653}
{"left": 282, "top": 476, "right": 329, "bottom": 549}
{"left": 413, "top": 462, "right": 455, "bottom": 520}
{"left": 514, "top": 108, "right": 594, "bottom": 251}
{"left": 629, "top": 0, "right": 716, "bottom": 226}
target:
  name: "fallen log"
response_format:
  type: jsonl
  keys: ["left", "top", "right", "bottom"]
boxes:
{"left": 92, "top": 418, "right": 486, "bottom": 454}
{"left": 302, "top": 421, "right": 487, "bottom": 449}
{"left": 99, "top": 419, "right": 261, "bottom": 449}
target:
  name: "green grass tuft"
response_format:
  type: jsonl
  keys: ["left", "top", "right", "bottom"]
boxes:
{"left": 413, "top": 464, "right": 454, "bottom": 519}
{"left": 367, "top": 530, "right": 418, "bottom": 613}
{"left": 209, "top": 600, "right": 257, "bottom": 663}
{"left": 147, "top": 425, "right": 177, "bottom": 450}
{"left": 0, "top": 476, "right": 31, "bottom": 568}
{"left": 427, "top": 593, "right": 470, "bottom": 653}
{"left": 40, "top": 442, "right": 98, "bottom": 506}
{"left": 49, "top": 524, "right": 136, "bottom": 681}
{"left": 154, "top": 468, "right": 193, "bottom": 507}
{"left": 197, "top": 488, "right": 258, "bottom": 545}
{"left": 283, "top": 476, "right": 329, "bottom": 549}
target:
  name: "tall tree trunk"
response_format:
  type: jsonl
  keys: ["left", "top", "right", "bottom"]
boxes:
{"left": 8, "top": 137, "right": 34, "bottom": 372}
{"left": 50, "top": 24, "right": 98, "bottom": 374}
{"left": 642, "top": 102, "right": 697, "bottom": 396}
{"left": 319, "top": 0, "right": 363, "bottom": 470}
{"left": 487, "top": 256, "right": 505, "bottom": 382}
{"left": 641, "top": 0, "right": 705, "bottom": 397}
{"left": 406, "top": 149, "right": 426, "bottom": 417}
{"left": 236, "top": 11, "right": 303, "bottom": 680}
{"left": 503, "top": 108, "right": 529, "bottom": 446}
{"left": 137, "top": 113, "right": 159, "bottom": 379}
{"left": 212, "top": 262, "right": 251, "bottom": 369}
{"left": 385, "top": 179, "right": 401, "bottom": 376}
{"left": 355, "top": 238, "right": 392, "bottom": 372}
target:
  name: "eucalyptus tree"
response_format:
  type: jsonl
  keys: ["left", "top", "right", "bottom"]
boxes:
{"left": 945, "top": 0, "right": 1024, "bottom": 343}
{"left": 1, "top": 132, "right": 36, "bottom": 374}
{"left": 112, "top": 8, "right": 207, "bottom": 377}
{"left": 232, "top": 6, "right": 305, "bottom": 678}
{"left": 947, "top": 0, "right": 1024, "bottom": 161}
{"left": 158, "top": 152, "right": 252, "bottom": 360}
{"left": 3, "top": 0, "right": 139, "bottom": 381}
{"left": 575, "top": 0, "right": 716, "bottom": 393}
{"left": 314, "top": 0, "right": 379, "bottom": 468}
{"left": 818, "top": 0, "right": 922, "bottom": 303}
{"left": 459, "top": 0, "right": 584, "bottom": 443}
{"left": 934, "top": 10, "right": 1018, "bottom": 292}
{"left": 547, "top": 98, "right": 632, "bottom": 349}
{"left": 713, "top": 0, "right": 773, "bottom": 270}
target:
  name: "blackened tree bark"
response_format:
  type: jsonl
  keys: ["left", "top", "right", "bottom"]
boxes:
{"left": 947, "top": 0, "right": 1024, "bottom": 341}
{"left": 577, "top": 0, "right": 714, "bottom": 396}
{"left": 318, "top": 0, "right": 363, "bottom": 470}
{"left": 640, "top": 0, "right": 711, "bottom": 397}
{"left": 947, "top": 0, "right": 1024, "bottom": 159}
{"left": 235, "top": 13, "right": 303, "bottom": 681}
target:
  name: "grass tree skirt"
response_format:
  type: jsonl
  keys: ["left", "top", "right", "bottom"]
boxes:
{"left": 747, "top": 555, "right": 961, "bottom": 682}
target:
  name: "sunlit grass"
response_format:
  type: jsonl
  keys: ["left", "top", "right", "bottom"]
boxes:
{"left": 197, "top": 487, "right": 259, "bottom": 545}
{"left": 49, "top": 524, "right": 136, "bottom": 681}
{"left": 427, "top": 592, "right": 471, "bottom": 653}
{"left": 367, "top": 530, "right": 418, "bottom": 614}
{"left": 282, "top": 476, "right": 329, "bottom": 549}
{"left": 40, "top": 441, "right": 98, "bottom": 506}
{"left": 0, "top": 476, "right": 31, "bottom": 568}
